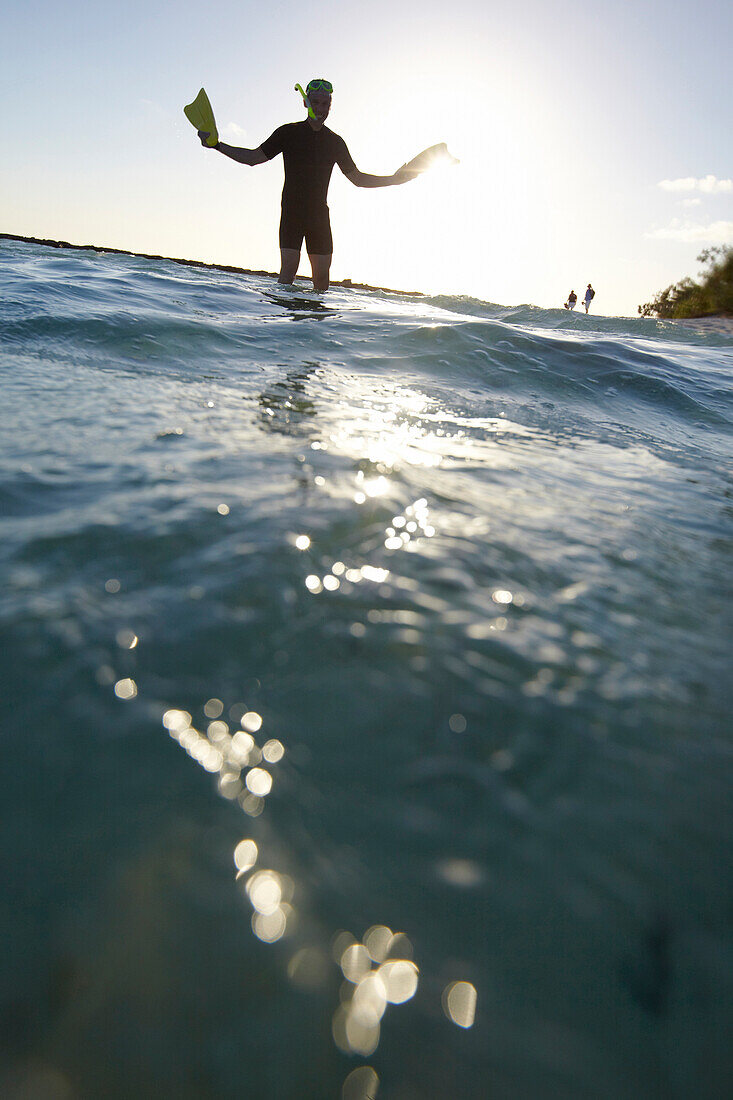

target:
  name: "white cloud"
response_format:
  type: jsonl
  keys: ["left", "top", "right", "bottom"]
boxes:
{"left": 222, "top": 122, "right": 247, "bottom": 140}
{"left": 698, "top": 176, "right": 732, "bottom": 194}
{"left": 645, "top": 219, "right": 733, "bottom": 243}
{"left": 659, "top": 177, "right": 698, "bottom": 192}
{"left": 681, "top": 198, "right": 702, "bottom": 207}
{"left": 658, "top": 175, "right": 732, "bottom": 194}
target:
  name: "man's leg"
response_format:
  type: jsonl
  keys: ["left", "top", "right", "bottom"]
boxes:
{"left": 278, "top": 248, "right": 300, "bottom": 285}
{"left": 308, "top": 253, "right": 332, "bottom": 292}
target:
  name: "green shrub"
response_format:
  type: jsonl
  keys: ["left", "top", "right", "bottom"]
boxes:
{"left": 638, "top": 246, "right": 733, "bottom": 318}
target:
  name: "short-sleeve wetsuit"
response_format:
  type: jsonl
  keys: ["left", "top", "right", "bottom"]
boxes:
{"left": 260, "top": 122, "right": 356, "bottom": 254}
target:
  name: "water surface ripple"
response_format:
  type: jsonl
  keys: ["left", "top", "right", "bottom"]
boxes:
{"left": 2, "top": 240, "right": 732, "bottom": 1099}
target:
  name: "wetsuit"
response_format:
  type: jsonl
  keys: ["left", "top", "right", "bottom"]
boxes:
{"left": 261, "top": 122, "right": 356, "bottom": 254}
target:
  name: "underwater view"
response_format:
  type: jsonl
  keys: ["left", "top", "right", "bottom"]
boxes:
{"left": 2, "top": 237, "right": 732, "bottom": 1098}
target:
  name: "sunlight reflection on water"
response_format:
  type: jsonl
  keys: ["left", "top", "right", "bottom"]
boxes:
{"left": 155, "top": 382, "right": 485, "bottom": 1079}
{"left": 159, "top": 690, "right": 444, "bottom": 1080}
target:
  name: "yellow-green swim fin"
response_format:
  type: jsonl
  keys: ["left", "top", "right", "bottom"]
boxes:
{"left": 184, "top": 88, "right": 219, "bottom": 146}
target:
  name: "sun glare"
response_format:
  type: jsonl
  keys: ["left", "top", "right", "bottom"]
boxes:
{"left": 330, "top": 46, "right": 591, "bottom": 305}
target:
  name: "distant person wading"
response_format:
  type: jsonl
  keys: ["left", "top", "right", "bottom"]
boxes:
{"left": 584, "top": 284, "right": 595, "bottom": 313}
{"left": 564, "top": 285, "right": 596, "bottom": 313}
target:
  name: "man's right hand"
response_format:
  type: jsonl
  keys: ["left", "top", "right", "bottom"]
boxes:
{"left": 393, "top": 165, "right": 420, "bottom": 185}
{"left": 198, "top": 130, "right": 213, "bottom": 147}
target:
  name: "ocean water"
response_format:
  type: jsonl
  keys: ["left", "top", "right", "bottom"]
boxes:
{"left": 2, "top": 237, "right": 732, "bottom": 1099}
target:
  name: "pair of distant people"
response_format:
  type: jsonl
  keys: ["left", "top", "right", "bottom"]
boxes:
{"left": 565, "top": 285, "right": 595, "bottom": 313}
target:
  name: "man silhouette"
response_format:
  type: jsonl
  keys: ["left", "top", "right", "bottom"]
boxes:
{"left": 197, "top": 78, "right": 418, "bottom": 291}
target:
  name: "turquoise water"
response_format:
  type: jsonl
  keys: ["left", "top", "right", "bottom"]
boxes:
{"left": 2, "top": 238, "right": 732, "bottom": 1098}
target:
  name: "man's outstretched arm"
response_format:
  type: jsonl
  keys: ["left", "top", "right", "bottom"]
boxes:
{"left": 198, "top": 131, "right": 268, "bottom": 165}
{"left": 345, "top": 166, "right": 418, "bottom": 188}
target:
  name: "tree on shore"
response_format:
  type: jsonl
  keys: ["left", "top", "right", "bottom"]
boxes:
{"left": 638, "top": 245, "right": 733, "bottom": 318}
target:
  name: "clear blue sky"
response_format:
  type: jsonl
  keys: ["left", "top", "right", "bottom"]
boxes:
{"left": 3, "top": 0, "right": 731, "bottom": 314}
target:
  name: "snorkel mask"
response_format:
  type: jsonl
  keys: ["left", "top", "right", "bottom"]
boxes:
{"left": 295, "top": 79, "right": 333, "bottom": 119}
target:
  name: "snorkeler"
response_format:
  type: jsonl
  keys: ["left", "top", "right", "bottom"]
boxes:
{"left": 583, "top": 284, "right": 595, "bottom": 313}
{"left": 193, "top": 79, "right": 420, "bottom": 291}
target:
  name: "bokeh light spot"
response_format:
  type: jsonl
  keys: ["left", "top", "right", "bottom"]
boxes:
{"left": 247, "top": 870, "right": 282, "bottom": 914}
{"left": 342, "top": 1065, "right": 379, "bottom": 1100}
{"left": 114, "top": 678, "right": 137, "bottom": 700}
{"left": 437, "top": 858, "right": 483, "bottom": 887}
{"left": 262, "top": 739, "right": 285, "bottom": 763}
{"left": 364, "top": 925, "right": 393, "bottom": 964}
{"left": 377, "top": 960, "right": 419, "bottom": 1004}
{"left": 252, "top": 908, "right": 287, "bottom": 943}
{"left": 245, "top": 767, "right": 272, "bottom": 796}
{"left": 442, "top": 981, "right": 477, "bottom": 1028}
{"left": 341, "top": 943, "right": 372, "bottom": 983}
{"left": 233, "top": 839, "right": 258, "bottom": 872}
{"left": 163, "top": 709, "right": 192, "bottom": 733}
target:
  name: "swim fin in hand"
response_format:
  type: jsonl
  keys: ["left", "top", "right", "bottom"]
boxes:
{"left": 400, "top": 143, "right": 460, "bottom": 174}
{"left": 184, "top": 88, "right": 219, "bottom": 146}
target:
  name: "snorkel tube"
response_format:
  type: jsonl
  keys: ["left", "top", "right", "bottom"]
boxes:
{"left": 294, "top": 83, "right": 316, "bottom": 120}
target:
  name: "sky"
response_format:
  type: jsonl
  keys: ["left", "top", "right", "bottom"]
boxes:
{"left": 2, "top": 0, "right": 731, "bottom": 315}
